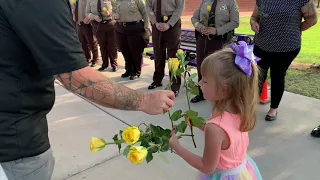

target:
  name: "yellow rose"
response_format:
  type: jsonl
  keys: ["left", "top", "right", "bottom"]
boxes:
{"left": 206, "top": 5, "right": 211, "bottom": 12}
{"left": 70, "top": 0, "right": 76, "bottom": 4}
{"left": 90, "top": 137, "right": 106, "bottom": 152}
{"left": 163, "top": 16, "right": 168, "bottom": 21}
{"left": 168, "top": 58, "right": 180, "bottom": 74}
{"left": 128, "top": 146, "right": 148, "bottom": 164}
{"left": 122, "top": 126, "right": 141, "bottom": 144}
{"left": 177, "top": 49, "right": 184, "bottom": 55}
{"left": 102, "top": 7, "right": 107, "bottom": 12}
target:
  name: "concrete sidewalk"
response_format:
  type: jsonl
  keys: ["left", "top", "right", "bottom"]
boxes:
{"left": 49, "top": 54, "right": 320, "bottom": 180}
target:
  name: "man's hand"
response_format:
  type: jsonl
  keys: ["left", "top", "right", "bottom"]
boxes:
{"left": 54, "top": 67, "right": 175, "bottom": 114}
{"left": 83, "top": 17, "right": 90, "bottom": 24}
{"left": 94, "top": 15, "right": 102, "bottom": 22}
{"left": 139, "top": 90, "right": 175, "bottom": 115}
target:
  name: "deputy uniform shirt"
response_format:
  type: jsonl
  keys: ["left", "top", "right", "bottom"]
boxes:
{"left": 191, "top": 0, "right": 239, "bottom": 36}
{"left": 0, "top": 0, "right": 88, "bottom": 162}
{"left": 112, "top": 0, "right": 149, "bottom": 29}
{"left": 77, "top": 0, "right": 90, "bottom": 24}
{"left": 145, "top": 0, "right": 185, "bottom": 27}
{"left": 86, "top": 0, "right": 113, "bottom": 20}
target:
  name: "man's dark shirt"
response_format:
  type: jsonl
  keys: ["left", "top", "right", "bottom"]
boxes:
{"left": 0, "top": 0, "right": 88, "bottom": 162}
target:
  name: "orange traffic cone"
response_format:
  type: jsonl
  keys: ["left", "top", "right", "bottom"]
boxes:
{"left": 260, "top": 81, "right": 270, "bottom": 104}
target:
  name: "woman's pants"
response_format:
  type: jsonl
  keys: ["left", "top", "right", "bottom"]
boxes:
{"left": 253, "top": 45, "right": 300, "bottom": 109}
{"left": 196, "top": 35, "right": 224, "bottom": 97}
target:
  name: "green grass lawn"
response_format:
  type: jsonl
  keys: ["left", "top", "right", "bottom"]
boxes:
{"left": 236, "top": 14, "right": 320, "bottom": 64}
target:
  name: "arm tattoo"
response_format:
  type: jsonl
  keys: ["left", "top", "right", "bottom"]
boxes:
{"left": 54, "top": 71, "right": 143, "bottom": 111}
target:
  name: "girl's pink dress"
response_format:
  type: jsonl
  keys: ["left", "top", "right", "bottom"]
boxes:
{"left": 198, "top": 112, "right": 262, "bottom": 180}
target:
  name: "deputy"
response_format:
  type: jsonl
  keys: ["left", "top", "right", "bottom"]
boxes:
{"left": 190, "top": 0, "right": 239, "bottom": 103}
{"left": 146, "top": 0, "right": 185, "bottom": 96}
{"left": 75, "top": 0, "right": 99, "bottom": 67}
{"left": 113, "top": 0, "right": 149, "bottom": 80}
{"left": 86, "top": 0, "right": 118, "bottom": 71}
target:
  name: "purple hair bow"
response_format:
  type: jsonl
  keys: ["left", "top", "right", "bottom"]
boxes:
{"left": 229, "top": 41, "right": 261, "bottom": 76}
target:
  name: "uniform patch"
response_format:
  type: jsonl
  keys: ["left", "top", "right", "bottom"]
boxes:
{"left": 234, "top": 3, "right": 239, "bottom": 12}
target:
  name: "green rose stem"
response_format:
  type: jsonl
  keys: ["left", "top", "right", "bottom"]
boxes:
{"left": 167, "top": 75, "right": 174, "bottom": 129}
{"left": 183, "top": 73, "right": 197, "bottom": 148}
{"left": 105, "top": 139, "right": 124, "bottom": 145}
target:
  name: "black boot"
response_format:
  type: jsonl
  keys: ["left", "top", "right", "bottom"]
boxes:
{"left": 148, "top": 82, "right": 162, "bottom": 89}
{"left": 311, "top": 125, "right": 320, "bottom": 138}
{"left": 191, "top": 87, "right": 205, "bottom": 103}
{"left": 191, "top": 95, "right": 205, "bottom": 103}
{"left": 121, "top": 71, "right": 130, "bottom": 78}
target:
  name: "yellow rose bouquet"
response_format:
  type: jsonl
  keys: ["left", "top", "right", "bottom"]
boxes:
{"left": 90, "top": 50, "right": 206, "bottom": 164}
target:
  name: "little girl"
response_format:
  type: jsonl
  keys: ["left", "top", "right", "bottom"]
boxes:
{"left": 169, "top": 41, "right": 263, "bottom": 179}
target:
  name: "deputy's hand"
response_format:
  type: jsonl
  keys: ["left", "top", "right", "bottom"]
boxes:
{"left": 113, "top": 13, "right": 119, "bottom": 20}
{"left": 139, "top": 90, "right": 175, "bottom": 115}
{"left": 162, "top": 23, "right": 170, "bottom": 31}
{"left": 251, "top": 22, "right": 260, "bottom": 33}
{"left": 200, "top": 27, "right": 210, "bottom": 35}
{"left": 83, "top": 17, "right": 90, "bottom": 24}
{"left": 94, "top": 15, "right": 102, "bottom": 22}
{"left": 156, "top": 23, "right": 164, "bottom": 31}
{"left": 207, "top": 27, "right": 217, "bottom": 35}
{"left": 102, "top": 11, "right": 110, "bottom": 17}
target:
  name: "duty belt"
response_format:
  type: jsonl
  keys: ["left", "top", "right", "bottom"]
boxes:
{"left": 117, "top": 20, "right": 142, "bottom": 26}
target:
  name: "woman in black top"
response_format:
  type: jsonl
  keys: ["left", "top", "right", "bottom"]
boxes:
{"left": 250, "top": 0, "right": 318, "bottom": 121}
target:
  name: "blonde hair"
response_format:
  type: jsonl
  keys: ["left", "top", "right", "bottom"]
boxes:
{"left": 201, "top": 48, "right": 259, "bottom": 132}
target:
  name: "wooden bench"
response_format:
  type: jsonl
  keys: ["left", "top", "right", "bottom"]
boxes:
{"left": 145, "top": 28, "right": 254, "bottom": 67}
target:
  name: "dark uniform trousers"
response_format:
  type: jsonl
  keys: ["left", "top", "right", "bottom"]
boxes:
{"left": 93, "top": 21, "right": 118, "bottom": 68}
{"left": 151, "top": 20, "right": 181, "bottom": 91}
{"left": 114, "top": 21, "right": 147, "bottom": 76}
{"left": 77, "top": 23, "right": 99, "bottom": 63}
{"left": 196, "top": 35, "right": 224, "bottom": 96}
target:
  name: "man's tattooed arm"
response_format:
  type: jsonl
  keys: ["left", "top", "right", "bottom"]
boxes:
{"left": 54, "top": 67, "right": 144, "bottom": 111}
{"left": 301, "top": 0, "right": 318, "bottom": 31}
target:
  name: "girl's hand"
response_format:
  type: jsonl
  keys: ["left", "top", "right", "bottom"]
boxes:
{"left": 251, "top": 22, "right": 260, "bottom": 33}
{"left": 169, "top": 128, "right": 180, "bottom": 149}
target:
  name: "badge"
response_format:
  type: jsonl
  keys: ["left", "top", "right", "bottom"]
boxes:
{"left": 220, "top": 5, "right": 227, "bottom": 11}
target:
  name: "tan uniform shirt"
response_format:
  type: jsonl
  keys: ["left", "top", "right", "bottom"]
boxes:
{"left": 145, "top": 0, "right": 185, "bottom": 27}
{"left": 112, "top": 0, "right": 149, "bottom": 29}
{"left": 76, "top": 0, "right": 89, "bottom": 23}
{"left": 191, "top": 0, "right": 239, "bottom": 35}
{"left": 86, "top": 0, "right": 113, "bottom": 21}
